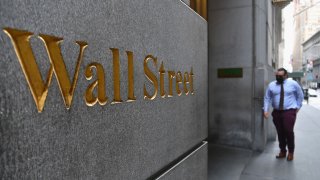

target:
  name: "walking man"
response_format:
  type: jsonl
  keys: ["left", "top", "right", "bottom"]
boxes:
{"left": 264, "top": 68, "right": 304, "bottom": 161}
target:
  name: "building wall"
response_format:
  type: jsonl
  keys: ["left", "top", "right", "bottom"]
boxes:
{"left": 300, "top": 0, "right": 320, "bottom": 40}
{"left": 208, "top": 0, "right": 278, "bottom": 150}
{"left": 292, "top": 0, "right": 320, "bottom": 71}
{"left": 0, "top": 0, "right": 208, "bottom": 179}
{"left": 313, "top": 59, "right": 320, "bottom": 85}
{"left": 302, "top": 31, "right": 320, "bottom": 85}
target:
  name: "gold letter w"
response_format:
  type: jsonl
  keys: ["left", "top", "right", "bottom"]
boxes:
{"left": 3, "top": 28, "right": 88, "bottom": 112}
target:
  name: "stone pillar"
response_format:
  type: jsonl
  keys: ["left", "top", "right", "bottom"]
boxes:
{"left": 208, "top": 0, "right": 277, "bottom": 150}
{"left": 0, "top": 0, "right": 208, "bottom": 179}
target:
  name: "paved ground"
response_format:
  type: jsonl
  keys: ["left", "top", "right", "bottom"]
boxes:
{"left": 208, "top": 101, "right": 320, "bottom": 180}
{"left": 307, "top": 89, "right": 320, "bottom": 110}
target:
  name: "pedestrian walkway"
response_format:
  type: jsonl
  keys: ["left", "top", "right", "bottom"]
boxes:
{"left": 307, "top": 89, "right": 320, "bottom": 110}
{"left": 208, "top": 104, "right": 320, "bottom": 180}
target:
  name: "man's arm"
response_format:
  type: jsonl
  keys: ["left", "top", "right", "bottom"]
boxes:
{"left": 264, "top": 85, "right": 272, "bottom": 119}
{"left": 294, "top": 82, "right": 304, "bottom": 111}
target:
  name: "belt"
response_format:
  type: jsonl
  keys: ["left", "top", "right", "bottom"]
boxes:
{"left": 273, "top": 108, "right": 297, "bottom": 112}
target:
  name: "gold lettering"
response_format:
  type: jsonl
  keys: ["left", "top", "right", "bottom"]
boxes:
{"left": 190, "top": 67, "right": 194, "bottom": 95}
{"left": 167, "top": 71, "right": 175, "bottom": 97}
{"left": 39, "top": 34, "right": 87, "bottom": 109}
{"left": 110, "top": 48, "right": 123, "bottom": 104}
{"left": 176, "top": 71, "right": 182, "bottom": 96}
{"left": 85, "top": 62, "right": 108, "bottom": 106}
{"left": 3, "top": 28, "right": 53, "bottom": 112}
{"left": 3, "top": 27, "right": 87, "bottom": 112}
{"left": 159, "top": 62, "right": 166, "bottom": 98}
{"left": 126, "top": 51, "right": 136, "bottom": 102}
{"left": 183, "top": 72, "right": 190, "bottom": 95}
{"left": 4, "top": 28, "right": 195, "bottom": 110}
{"left": 143, "top": 55, "right": 158, "bottom": 100}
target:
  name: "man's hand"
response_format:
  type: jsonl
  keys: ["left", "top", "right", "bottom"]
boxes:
{"left": 264, "top": 112, "right": 269, "bottom": 119}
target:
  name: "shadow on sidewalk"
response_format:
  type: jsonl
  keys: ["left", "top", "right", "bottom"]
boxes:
{"left": 208, "top": 105, "right": 320, "bottom": 180}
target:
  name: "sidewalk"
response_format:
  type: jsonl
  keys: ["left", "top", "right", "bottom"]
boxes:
{"left": 308, "top": 89, "right": 320, "bottom": 110}
{"left": 208, "top": 104, "right": 320, "bottom": 180}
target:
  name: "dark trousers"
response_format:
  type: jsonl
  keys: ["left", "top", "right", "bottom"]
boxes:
{"left": 272, "top": 109, "right": 297, "bottom": 153}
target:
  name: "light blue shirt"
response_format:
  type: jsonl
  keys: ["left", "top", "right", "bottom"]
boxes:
{"left": 264, "top": 79, "right": 304, "bottom": 112}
